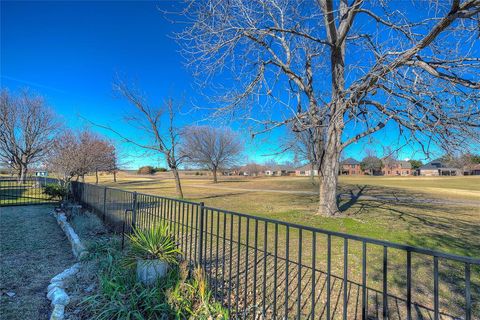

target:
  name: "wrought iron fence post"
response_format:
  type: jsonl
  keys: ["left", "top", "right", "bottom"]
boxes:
{"left": 102, "top": 187, "right": 107, "bottom": 222}
{"left": 198, "top": 202, "right": 205, "bottom": 265}
{"left": 132, "top": 191, "right": 138, "bottom": 229}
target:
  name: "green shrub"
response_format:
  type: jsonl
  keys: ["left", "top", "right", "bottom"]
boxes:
{"left": 43, "top": 183, "right": 68, "bottom": 200}
{"left": 82, "top": 236, "right": 228, "bottom": 320}
{"left": 123, "top": 224, "right": 182, "bottom": 268}
{"left": 82, "top": 239, "right": 176, "bottom": 320}
{"left": 168, "top": 266, "right": 229, "bottom": 319}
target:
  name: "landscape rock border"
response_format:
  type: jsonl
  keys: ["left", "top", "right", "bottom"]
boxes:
{"left": 48, "top": 207, "right": 88, "bottom": 320}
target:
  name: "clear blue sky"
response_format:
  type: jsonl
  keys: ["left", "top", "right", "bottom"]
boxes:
{"left": 1, "top": 1, "right": 448, "bottom": 168}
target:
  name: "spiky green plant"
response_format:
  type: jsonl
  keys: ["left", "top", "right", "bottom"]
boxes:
{"left": 123, "top": 223, "right": 182, "bottom": 268}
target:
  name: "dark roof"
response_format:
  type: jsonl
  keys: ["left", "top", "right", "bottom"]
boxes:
{"left": 341, "top": 158, "right": 360, "bottom": 165}
{"left": 419, "top": 158, "right": 443, "bottom": 170}
{"left": 419, "top": 159, "right": 461, "bottom": 170}
{"left": 419, "top": 164, "right": 439, "bottom": 170}
{"left": 397, "top": 160, "right": 412, "bottom": 169}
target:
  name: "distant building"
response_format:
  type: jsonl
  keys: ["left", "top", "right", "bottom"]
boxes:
{"left": 418, "top": 160, "right": 461, "bottom": 176}
{"left": 35, "top": 170, "right": 48, "bottom": 177}
{"left": 339, "top": 158, "right": 361, "bottom": 175}
{"left": 295, "top": 164, "right": 319, "bottom": 176}
{"left": 265, "top": 166, "right": 295, "bottom": 176}
{"left": 465, "top": 164, "right": 480, "bottom": 176}
{"left": 382, "top": 160, "right": 412, "bottom": 176}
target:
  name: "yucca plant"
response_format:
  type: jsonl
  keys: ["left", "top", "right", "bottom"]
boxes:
{"left": 124, "top": 223, "right": 182, "bottom": 268}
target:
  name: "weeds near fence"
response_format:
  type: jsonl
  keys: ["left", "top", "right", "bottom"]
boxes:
{"left": 80, "top": 228, "right": 228, "bottom": 319}
{"left": 72, "top": 181, "right": 479, "bottom": 319}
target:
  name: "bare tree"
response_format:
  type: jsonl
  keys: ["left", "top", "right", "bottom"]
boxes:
{"left": 91, "top": 138, "right": 116, "bottom": 184}
{"left": 92, "top": 78, "right": 185, "bottom": 198}
{"left": 0, "top": 89, "right": 59, "bottom": 182}
{"left": 243, "top": 162, "right": 266, "bottom": 176}
{"left": 360, "top": 155, "right": 382, "bottom": 175}
{"left": 181, "top": 126, "right": 243, "bottom": 183}
{"left": 287, "top": 125, "right": 324, "bottom": 183}
{"left": 178, "top": 0, "right": 480, "bottom": 215}
{"left": 49, "top": 129, "right": 116, "bottom": 183}
{"left": 49, "top": 130, "right": 81, "bottom": 182}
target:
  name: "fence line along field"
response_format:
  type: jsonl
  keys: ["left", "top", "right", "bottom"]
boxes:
{"left": 73, "top": 177, "right": 480, "bottom": 319}
{"left": 84, "top": 172, "right": 480, "bottom": 259}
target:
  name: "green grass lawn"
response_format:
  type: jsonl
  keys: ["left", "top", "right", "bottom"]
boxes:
{"left": 79, "top": 173, "right": 480, "bottom": 317}
{"left": 84, "top": 174, "right": 480, "bottom": 256}
{"left": 0, "top": 205, "right": 76, "bottom": 320}
{"left": 0, "top": 180, "right": 54, "bottom": 206}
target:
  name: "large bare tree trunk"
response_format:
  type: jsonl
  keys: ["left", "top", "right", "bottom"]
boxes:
{"left": 19, "top": 164, "right": 27, "bottom": 183}
{"left": 95, "top": 169, "right": 99, "bottom": 184}
{"left": 317, "top": 121, "right": 343, "bottom": 216}
{"left": 212, "top": 167, "right": 218, "bottom": 183}
{"left": 171, "top": 168, "right": 184, "bottom": 199}
{"left": 113, "top": 170, "right": 117, "bottom": 182}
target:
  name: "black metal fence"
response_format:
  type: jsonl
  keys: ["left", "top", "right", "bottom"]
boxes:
{"left": 0, "top": 177, "right": 59, "bottom": 206}
{"left": 71, "top": 181, "right": 479, "bottom": 320}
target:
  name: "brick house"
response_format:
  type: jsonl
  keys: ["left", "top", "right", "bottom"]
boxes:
{"left": 382, "top": 160, "right": 412, "bottom": 176}
{"left": 340, "top": 158, "right": 362, "bottom": 175}
{"left": 418, "top": 160, "right": 462, "bottom": 176}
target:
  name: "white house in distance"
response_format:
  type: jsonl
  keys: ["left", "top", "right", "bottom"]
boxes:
{"left": 265, "top": 165, "right": 295, "bottom": 176}
{"left": 34, "top": 170, "right": 48, "bottom": 177}
{"left": 295, "top": 164, "right": 319, "bottom": 176}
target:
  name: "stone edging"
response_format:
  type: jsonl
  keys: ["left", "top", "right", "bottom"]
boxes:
{"left": 47, "top": 263, "right": 80, "bottom": 320}
{"left": 54, "top": 210, "right": 88, "bottom": 259}
{"left": 48, "top": 209, "right": 89, "bottom": 320}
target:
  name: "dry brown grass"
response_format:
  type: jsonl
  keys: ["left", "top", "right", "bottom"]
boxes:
{"left": 0, "top": 205, "right": 76, "bottom": 320}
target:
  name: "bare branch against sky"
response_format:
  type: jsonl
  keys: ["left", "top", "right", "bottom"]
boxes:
{"left": 177, "top": 0, "right": 480, "bottom": 215}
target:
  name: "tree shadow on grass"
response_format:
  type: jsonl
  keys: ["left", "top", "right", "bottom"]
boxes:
{"left": 335, "top": 184, "right": 480, "bottom": 317}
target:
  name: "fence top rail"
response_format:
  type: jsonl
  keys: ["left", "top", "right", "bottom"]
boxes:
{"left": 74, "top": 181, "right": 480, "bottom": 265}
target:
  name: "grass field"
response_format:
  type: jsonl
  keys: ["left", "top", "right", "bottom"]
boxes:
{"left": 0, "top": 205, "right": 75, "bottom": 320}
{"left": 0, "top": 179, "right": 54, "bottom": 206}
{"left": 80, "top": 172, "right": 480, "bottom": 318}
{"left": 84, "top": 173, "right": 480, "bottom": 258}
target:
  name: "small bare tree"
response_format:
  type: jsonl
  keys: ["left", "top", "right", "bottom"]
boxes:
{"left": 178, "top": 0, "right": 480, "bottom": 215}
{"left": 287, "top": 125, "right": 324, "bottom": 183}
{"left": 49, "top": 129, "right": 116, "bottom": 183}
{"left": 0, "top": 89, "right": 59, "bottom": 182}
{"left": 243, "top": 162, "right": 266, "bottom": 176}
{"left": 181, "top": 126, "right": 243, "bottom": 183}
{"left": 92, "top": 78, "right": 185, "bottom": 198}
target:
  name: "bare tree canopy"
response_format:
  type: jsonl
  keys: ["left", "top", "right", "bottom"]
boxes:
{"left": 181, "top": 126, "right": 243, "bottom": 182}
{"left": 0, "top": 89, "right": 59, "bottom": 182}
{"left": 92, "top": 77, "right": 186, "bottom": 198}
{"left": 49, "top": 129, "right": 116, "bottom": 183}
{"left": 178, "top": 0, "right": 480, "bottom": 215}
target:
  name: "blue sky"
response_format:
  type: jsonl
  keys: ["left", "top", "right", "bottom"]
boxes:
{"left": 1, "top": 1, "right": 450, "bottom": 168}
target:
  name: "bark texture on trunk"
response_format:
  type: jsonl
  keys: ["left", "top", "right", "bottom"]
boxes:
{"left": 317, "top": 120, "right": 343, "bottom": 216}
{"left": 113, "top": 171, "right": 117, "bottom": 182}
{"left": 212, "top": 167, "right": 218, "bottom": 183}
{"left": 95, "top": 169, "right": 99, "bottom": 184}
{"left": 171, "top": 168, "right": 184, "bottom": 199}
{"left": 19, "top": 164, "right": 27, "bottom": 183}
